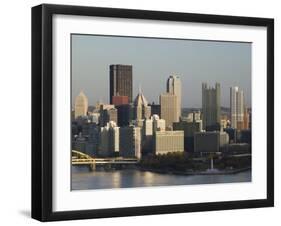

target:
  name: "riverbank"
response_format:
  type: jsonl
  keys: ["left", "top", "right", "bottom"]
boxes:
{"left": 137, "top": 166, "right": 251, "bottom": 176}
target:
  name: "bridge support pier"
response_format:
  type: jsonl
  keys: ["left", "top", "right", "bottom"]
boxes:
{"left": 89, "top": 163, "right": 96, "bottom": 171}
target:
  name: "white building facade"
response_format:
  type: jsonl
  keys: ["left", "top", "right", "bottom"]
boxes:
{"left": 230, "top": 86, "right": 244, "bottom": 129}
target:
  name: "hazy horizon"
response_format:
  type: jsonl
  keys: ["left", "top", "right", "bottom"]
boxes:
{"left": 71, "top": 34, "right": 252, "bottom": 108}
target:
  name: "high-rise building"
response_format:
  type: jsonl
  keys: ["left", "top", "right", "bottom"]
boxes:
{"left": 151, "top": 114, "right": 166, "bottom": 132}
{"left": 116, "top": 104, "right": 134, "bottom": 127}
{"left": 149, "top": 102, "right": 161, "bottom": 116}
{"left": 110, "top": 64, "right": 133, "bottom": 104}
{"left": 230, "top": 86, "right": 244, "bottom": 130}
{"left": 74, "top": 91, "right": 88, "bottom": 118}
{"left": 119, "top": 126, "right": 142, "bottom": 159}
{"left": 142, "top": 115, "right": 166, "bottom": 155}
{"left": 134, "top": 90, "right": 151, "bottom": 126}
{"left": 99, "top": 121, "right": 119, "bottom": 157}
{"left": 167, "top": 75, "right": 182, "bottom": 120}
{"left": 160, "top": 93, "right": 178, "bottom": 129}
{"left": 143, "top": 119, "right": 153, "bottom": 136}
{"left": 154, "top": 131, "right": 184, "bottom": 155}
{"left": 202, "top": 83, "right": 221, "bottom": 130}
{"left": 99, "top": 104, "right": 118, "bottom": 126}
{"left": 243, "top": 108, "right": 250, "bottom": 130}
{"left": 112, "top": 95, "right": 129, "bottom": 106}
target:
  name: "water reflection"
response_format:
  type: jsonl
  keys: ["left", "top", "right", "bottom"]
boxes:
{"left": 71, "top": 166, "right": 251, "bottom": 190}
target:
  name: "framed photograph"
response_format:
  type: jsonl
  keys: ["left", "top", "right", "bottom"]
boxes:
{"left": 32, "top": 4, "right": 274, "bottom": 221}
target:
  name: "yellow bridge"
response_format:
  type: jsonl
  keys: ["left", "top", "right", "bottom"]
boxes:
{"left": 72, "top": 150, "right": 139, "bottom": 171}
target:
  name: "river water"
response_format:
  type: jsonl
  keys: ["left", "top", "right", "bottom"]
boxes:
{"left": 72, "top": 166, "right": 251, "bottom": 190}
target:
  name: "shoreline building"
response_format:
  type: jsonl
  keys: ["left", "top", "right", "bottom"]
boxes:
{"left": 173, "top": 116, "right": 203, "bottom": 152}
{"left": 110, "top": 64, "right": 133, "bottom": 104}
{"left": 167, "top": 75, "right": 182, "bottom": 121}
{"left": 194, "top": 131, "right": 229, "bottom": 153}
{"left": 202, "top": 83, "right": 221, "bottom": 131}
{"left": 74, "top": 91, "right": 88, "bottom": 119}
{"left": 154, "top": 131, "right": 184, "bottom": 155}
{"left": 230, "top": 86, "right": 244, "bottom": 130}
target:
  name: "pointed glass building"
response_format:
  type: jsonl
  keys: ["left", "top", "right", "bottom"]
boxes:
{"left": 134, "top": 89, "right": 151, "bottom": 126}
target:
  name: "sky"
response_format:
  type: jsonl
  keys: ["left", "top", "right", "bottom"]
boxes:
{"left": 71, "top": 34, "right": 251, "bottom": 108}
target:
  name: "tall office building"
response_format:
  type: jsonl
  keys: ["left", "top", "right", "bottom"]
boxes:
{"left": 160, "top": 93, "right": 178, "bottom": 129}
{"left": 112, "top": 95, "right": 129, "bottom": 106}
{"left": 243, "top": 108, "right": 250, "bottom": 130}
{"left": 119, "top": 126, "right": 142, "bottom": 159}
{"left": 74, "top": 91, "right": 88, "bottom": 118}
{"left": 99, "top": 121, "right": 119, "bottom": 157}
{"left": 167, "top": 75, "right": 182, "bottom": 120}
{"left": 99, "top": 104, "right": 118, "bottom": 127}
{"left": 116, "top": 104, "right": 134, "bottom": 127}
{"left": 110, "top": 64, "right": 133, "bottom": 104}
{"left": 202, "top": 83, "right": 221, "bottom": 130}
{"left": 151, "top": 114, "right": 166, "bottom": 132}
{"left": 149, "top": 102, "right": 161, "bottom": 116}
{"left": 134, "top": 90, "right": 151, "bottom": 126}
{"left": 230, "top": 86, "right": 244, "bottom": 130}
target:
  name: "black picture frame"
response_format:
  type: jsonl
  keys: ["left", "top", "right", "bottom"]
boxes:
{"left": 32, "top": 3, "right": 274, "bottom": 222}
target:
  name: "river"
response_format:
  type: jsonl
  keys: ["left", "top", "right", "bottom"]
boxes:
{"left": 71, "top": 166, "right": 251, "bottom": 190}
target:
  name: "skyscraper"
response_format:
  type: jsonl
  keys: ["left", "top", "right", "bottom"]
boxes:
{"left": 202, "top": 83, "right": 221, "bottom": 130}
{"left": 134, "top": 90, "right": 151, "bottom": 126}
{"left": 112, "top": 95, "right": 129, "bottom": 106}
{"left": 151, "top": 114, "right": 166, "bottom": 132}
{"left": 99, "top": 104, "right": 118, "bottom": 127}
{"left": 110, "top": 64, "right": 133, "bottom": 104}
{"left": 160, "top": 93, "right": 178, "bottom": 129}
{"left": 119, "top": 126, "right": 142, "bottom": 159}
{"left": 243, "top": 108, "right": 250, "bottom": 130}
{"left": 99, "top": 121, "right": 119, "bottom": 157}
{"left": 74, "top": 91, "right": 88, "bottom": 118}
{"left": 167, "top": 75, "right": 182, "bottom": 120}
{"left": 230, "top": 86, "right": 244, "bottom": 130}
{"left": 116, "top": 104, "right": 134, "bottom": 127}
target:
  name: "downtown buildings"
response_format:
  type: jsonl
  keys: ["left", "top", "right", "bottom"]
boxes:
{"left": 72, "top": 66, "right": 185, "bottom": 158}
{"left": 72, "top": 65, "right": 251, "bottom": 158}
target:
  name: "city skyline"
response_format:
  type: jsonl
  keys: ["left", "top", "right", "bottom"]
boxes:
{"left": 71, "top": 34, "right": 252, "bottom": 108}
{"left": 71, "top": 36, "right": 252, "bottom": 190}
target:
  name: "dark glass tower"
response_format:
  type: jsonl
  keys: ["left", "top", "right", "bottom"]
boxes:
{"left": 202, "top": 83, "right": 221, "bottom": 131}
{"left": 110, "top": 64, "right": 133, "bottom": 104}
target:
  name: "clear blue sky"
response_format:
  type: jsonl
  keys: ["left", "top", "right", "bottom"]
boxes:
{"left": 71, "top": 34, "right": 251, "bottom": 108}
